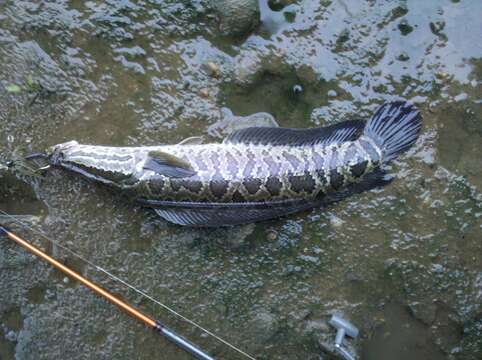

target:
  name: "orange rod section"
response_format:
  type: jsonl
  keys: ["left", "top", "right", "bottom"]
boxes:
{"left": 4, "top": 229, "right": 157, "bottom": 329}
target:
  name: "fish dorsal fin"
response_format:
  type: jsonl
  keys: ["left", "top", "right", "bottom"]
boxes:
{"left": 143, "top": 151, "right": 195, "bottom": 178}
{"left": 178, "top": 136, "right": 204, "bottom": 145}
{"left": 223, "top": 120, "right": 365, "bottom": 147}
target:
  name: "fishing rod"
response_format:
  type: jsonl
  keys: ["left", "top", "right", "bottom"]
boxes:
{"left": 0, "top": 155, "right": 256, "bottom": 359}
{"left": 0, "top": 225, "right": 215, "bottom": 360}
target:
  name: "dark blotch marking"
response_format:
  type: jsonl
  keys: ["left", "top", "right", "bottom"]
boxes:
{"left": 178, "top": 179, "right": 202, "bottom": 193}
{"left": 330, "top": 169, "right": 344, "bottom": 190}
{"left": 289, "top": 172, "right": 316, "bottom": 194}
{"left": 148, "top": 178, "right": 164, "bottom": 192}
{"left": 316, "top": 169, "right": 328, "bottom": 186}
{"left": 350, "top": 160, "right": 368, "bottom": 178}
{"left": 232, "top": 190, "right": 246, "bottom": 202}
{"left": 265, "top": 177, "right": 283, "bottom": 196}
{"left": 314, "top": 188, "right": 325, "bottom": 199}
{"left": 210, "top": 179, "right": 229, "bottom": 198}
{"left": 170, "top": 179, "right": 182, "bottom": 191}
{"left": 243, "top": 178, "right": 262, "bottom": 195}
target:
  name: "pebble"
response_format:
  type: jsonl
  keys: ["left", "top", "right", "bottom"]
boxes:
{"left": 327, "top": 89, "right": 337, "bottom": 97}
{"left": 5, "top": 330, "right": 17, "bottom": 342}
{"left": 266, "top": 230, "right": 278, "bottom": 241}
{"left": 454, "top": 93, "right": 468, "bottom": 102}
{"left": 398, "top": 19, "right": 413, "bottom": 36}
{"left": 205, "top": 61, "right": 221, "bottom": 78}
{"left": 292, "top": 84, "right": 303, "bottom": 95}
{"left": 329, "top": 214, "right": 345, "bottom": 228}
{"left": 397, "top": 52, "right": 410, "bottom": 61}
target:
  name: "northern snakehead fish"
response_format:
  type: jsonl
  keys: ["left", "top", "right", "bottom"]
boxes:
{"left": 40, "top": 101, "right": 421, "bottom": 226}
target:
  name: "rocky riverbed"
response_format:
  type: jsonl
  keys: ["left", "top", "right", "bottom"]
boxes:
{"left": 0, "top": 1, "right": 481, "bottom": 359}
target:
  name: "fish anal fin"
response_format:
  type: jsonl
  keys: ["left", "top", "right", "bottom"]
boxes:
{"left": 151, "top": 200, "right": 317, "bottom": 227}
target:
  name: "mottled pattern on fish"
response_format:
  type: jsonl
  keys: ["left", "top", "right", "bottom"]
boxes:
{"left": 54, "top": 139, "right": 382, "bottom": 204}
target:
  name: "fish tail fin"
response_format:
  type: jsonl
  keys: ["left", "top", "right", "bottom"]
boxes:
{"left": 363, "top": 101, "right": 422, "bottom": 162}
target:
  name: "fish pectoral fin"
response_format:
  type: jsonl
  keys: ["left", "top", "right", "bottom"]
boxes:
{"left": 150, "top": 200, "right": 317, "bottom": 227}
{"left": 177, "top": 136, "right": 204, "bottom": 145}
{"left": 143, "top": 151, "right": 196, "bottom": 178}
{"left": 223, "top": 120, "right": 365, "bottom": 147}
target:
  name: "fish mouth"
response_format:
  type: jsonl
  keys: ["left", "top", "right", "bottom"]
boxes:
{"left": 24, "top": 152, "right": 48, "bottom": 161}
{"left": 45, "top": 140, "right": 80, "bottom": 165}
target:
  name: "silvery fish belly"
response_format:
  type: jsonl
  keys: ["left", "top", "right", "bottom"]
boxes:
{"left": 47, "top": 102, "right": 422, "bottom": 226}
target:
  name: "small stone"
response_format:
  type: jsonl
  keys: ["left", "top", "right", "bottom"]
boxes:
{"left": 208, "top": 108, "right": 279, "bottom": 138}
{"left": 398, "top": 19, "right": 413, "bottom": 35}
{"left": 430, "top": 21, "right": 445, "bottom": 35}
{"left": 205, "top": 61, "right": 220, "bottom": 78}
{"left": 266, "top": 230, "right": 278, "bottom": 241}
{"left": 408, "top": 301, "right": 437, "bottom": 325}
{"left": 292, "top": 84, "right": 303, "bottom": 95}
{"left": 329, "top": 214, "right": 344, "bottom": 228}
{"left": 214, "top": 0, "right": 260, "bottom": 37}
{"left": 397, "top": 52, "right": 410, "bottom": 61}
{"left": 337, "top": 28, "right": 350, "bottom": 43}
{"left": 453, "top": 93, "right": 468, "bottom": 102}
{"left": 5, "top": 330, "right": 17, "bottom": 342}
{"left": 431, "top": 264, "right": 444, "bottom": 273}
{"left": 305, "top": 319, "right": 330, "bottom": 333}
{"left": 293, "top": 309, "right": 312, "bottom": 321}
{"left": 63, "top": 277, "right": 70, "bottom": 284}
{"left": 199, "top": 88, "right": 209, "bottom": 98}
{"left": 345, "top": 271, "right": 365, "bottom": 282}
{"left": 327, "top": 89, "right": 337, "bottom": 97}
{"left": 435, "top": 71, "right": 449, "bottom": 80}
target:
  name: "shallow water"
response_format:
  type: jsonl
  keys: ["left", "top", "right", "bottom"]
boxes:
{"left": 0, "top": 1, "right": 481, "bottom": 359}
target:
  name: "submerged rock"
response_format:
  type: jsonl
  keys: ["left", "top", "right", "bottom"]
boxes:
{"left": 207, "top": 107, "right": 279, "bottom": 138}
{"left": 211, "top": 0, "right": 260, "bottom": 37}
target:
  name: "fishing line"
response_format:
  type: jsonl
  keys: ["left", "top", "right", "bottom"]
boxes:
{"left": 0, "top": 208, "right": 256, "bottom": 360}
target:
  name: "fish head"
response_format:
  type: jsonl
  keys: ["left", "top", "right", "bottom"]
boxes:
{"left": 45, "top": 141, "right": 138, "bottom": 187}
{"left": 47, "top": 141, "right": 80, "bottom": 165}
